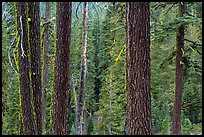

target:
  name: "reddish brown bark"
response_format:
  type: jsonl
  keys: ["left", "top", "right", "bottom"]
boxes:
{"left": 126, "top": 2, "right": 152, "bottom": 135}
{"left": 51, "top": 2, "right": 72, "bottom": 135}
{"left": 172, "top": 2, "right": 186, "bottom": 135}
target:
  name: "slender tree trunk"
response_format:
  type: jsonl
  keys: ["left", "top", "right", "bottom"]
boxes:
{"left": 28, "top": 2, "right": 42, "bottom": 135}
{"left": 126, "top": 2, "right": 152, "bottom": 135}
{"left": 108, "top": 73, "right": 113, "bottom": 135}
{"left": 76, "top": 2, "right": 88, "bottom": 135}
{"left": 42, "top": 2, "right": 50, "bottom": 134}
{"left": 172, "top": 2, "right": 185, "bottom": 135}
{"left": 15, "top": 2, "right": 36, "bottom": 135}
{"left": 93, "top": 18, "right": 101, "bottom": 111}
{"left": 51, "top": 2, "right": 72, "bottom": 135}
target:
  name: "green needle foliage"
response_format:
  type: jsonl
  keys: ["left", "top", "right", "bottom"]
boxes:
{"left": 2, "top": 2, "right": 202, "bottom": 135}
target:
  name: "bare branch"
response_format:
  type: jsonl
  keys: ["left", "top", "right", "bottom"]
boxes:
{"left": 184, "top": 38, "right": 202, "bottom": 46}
{"left": 10, "top": 31, "right": 19, "bottom": 48}
{"left": 164, "top": 2, "right": 177, "bottom": 15}
{"left": 76, "top": 2, "right": 82, "bottom": 20}
{"left": 91, "top": 2, "right": 99, "bottom": 20}
{"left": 185, "top": 10, "right": 195, "bottom": 17}
{"left": 20, "top": 15, "right": 25, "bottom": 58}
{"left": 8, "top": 31, "right": 19, "bottom": 74}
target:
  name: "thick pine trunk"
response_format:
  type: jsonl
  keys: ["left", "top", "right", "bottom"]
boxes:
{"left": 42, "top": 2, "right": 50, "bottom": 134}
{"left": 28, "top": 2, "right": 42, "bottom": 135}
{"left": 51, "top": 2, "right": 72, "bottom": 135}
{"left": 126, "top": 2, "right": 152, "bottom": 135}
{"left": 76, "top": 2, "right": 88, "bottom": 135}
{"left": 16, "top": 2, "right": 36, "bottom": 135}
{"left": 172, "top": 2, "right": 185, "bottom": 135}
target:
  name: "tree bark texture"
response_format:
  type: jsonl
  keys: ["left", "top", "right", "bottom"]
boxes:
{"left": 51, "top": 2, "right": 72, "bottom": 135}
{"left": 42, "top": 2, "right": 50, "bottom": 134}
{"left": 126, "top": 2, "right": 152, "bottom": 135}
{"left": 28, "top": 2, "right": 42, "bottom": 135}
{"left": 172, "top": 2, "right": 185, "bottom": 135}
{"left": 16, "top": 2, "right": 36, "bottom": 135}
{"left": 77, "top": 2, "right": 88, "bottom": 135}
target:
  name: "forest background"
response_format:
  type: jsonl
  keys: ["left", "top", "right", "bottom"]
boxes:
{"left": 2, "top": 2, "right": 202, "bottom": 135}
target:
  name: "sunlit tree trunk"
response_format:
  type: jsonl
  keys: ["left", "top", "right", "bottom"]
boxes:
{"left": 51, "top": 2, "right": 72, "bottom": 135}
{"left": 28, "top": 2, "right": 42, "bottom": 135}
{"left": 172, "top": 2, "right": 186, "bottom": 135}
{"left": 15, "top": 2, "right": 36, "bottom": 135}
{"left": 76, "top": 2, "right": 88, "bottom": 135}
{"left": 41, "top": 2, "right": 50, "bottom": 134}
{"left": 126, "top": 2, "right": 152, "bottom": 135}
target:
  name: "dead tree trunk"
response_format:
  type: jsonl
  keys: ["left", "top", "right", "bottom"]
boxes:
{"left": 28, "top": 2, "right": 42, "bottom": 135}
{"left": 172, "top": 2, "right": 186, "bottom": 135}
{"left": 51, "top": 2, "right": 72, "bottom": 135}
{"left": 76, "top": 2, "right": 88, "bottom": 135}
{"left": 126, "top": 2, "right": 152, "bottom": 135}
{"left": 15, "top": 2, "right": 36, "bottom": 135}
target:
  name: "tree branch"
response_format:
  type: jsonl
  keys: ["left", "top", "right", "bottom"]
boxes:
{"left": 164, "top": 2, "right": 177, "bottom": 15}
{"left": 76, "top": 2, "right": 82, "bottom": 20}
{"left": 184, "top": 38, "right": 202, "bottom": 46}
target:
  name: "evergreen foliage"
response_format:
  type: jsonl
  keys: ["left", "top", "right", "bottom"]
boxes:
{"left": 2, "top": 2, "right": 202, "bottom": 135}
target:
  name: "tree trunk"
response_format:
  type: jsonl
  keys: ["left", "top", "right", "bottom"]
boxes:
{"left": 15, "top": 2, "right": 36, "bottom": 135}
{"left": 172, "top": 2, "right": 185, "bottom": 135}
{"left": 51, "top": 2, "right": 72, "bottom": 135}
{"left": 28, "top": 2, "right": 42, "bottom": 135}
{"left": 126, "top": 2, "right": 152, "bottom": 135}
{"left": 42, "top": 2, "right": 50, "bottom": 134}
{"left": 76, "top": 2, "right": 88, "bottom": 135}
{"left": 93, "top": 18, "right": 101, "bottom": 111}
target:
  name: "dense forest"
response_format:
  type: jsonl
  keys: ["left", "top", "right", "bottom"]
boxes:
{"left": 2, "top": 2, "right": 202, "bottom": 135}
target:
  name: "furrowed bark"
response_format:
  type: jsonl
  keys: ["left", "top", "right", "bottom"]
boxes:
{"left": 126, "top": 2, "right": 152, "bottom": 135}
{"left": 51, "top": 2, "right": 72, "bottom": 135}
{"left": 28, "top": 2, "right": 42, "bottom": 135}
{"left": 16, "top": 2, "right": 36, "bottom": 135}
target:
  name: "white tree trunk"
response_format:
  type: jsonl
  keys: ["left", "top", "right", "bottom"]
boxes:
{"left": 76, "top": 2, "right": 88, "bottom": 135}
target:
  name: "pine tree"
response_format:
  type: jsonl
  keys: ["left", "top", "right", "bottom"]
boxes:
{"left": 28, "top": 2, "right": 42, "bottom": 134}
{"left": 51, "top": 2, "right": 72, "bottom": 135}
{"left": 172, "top": 2, "right": 186, "bottom": 135}
{"left": 15, "top": 2, "right": 36, "bottom": 135}
{"left": 76, "top": 2, "right": 88, "bottom": 135}
{"left": 126, "top": 2, "right": 152, "bottom": 135}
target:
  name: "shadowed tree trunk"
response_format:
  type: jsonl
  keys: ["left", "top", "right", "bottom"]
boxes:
{"left": 172, "top": 2, "right": 186, "bottom": 135}
{"left": 126, "top": 2, "right": 152, "bottom": 135}
{"left": 42, "top": 2, "right": 50, "bottom": 134}
{"left": 15, "top": 2, "right": 36, "bottom": 135}
{"left": 93, "top": 18, "right": 101, "bottom": 111}
{"left": 76, "top": 2, "right": 88, "bottom": 135}
{"left": 28, "top": 2, "right": 42, "bottom": 135}
{"left": 51, "top": 2, "right": 72, "bottom": 135}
